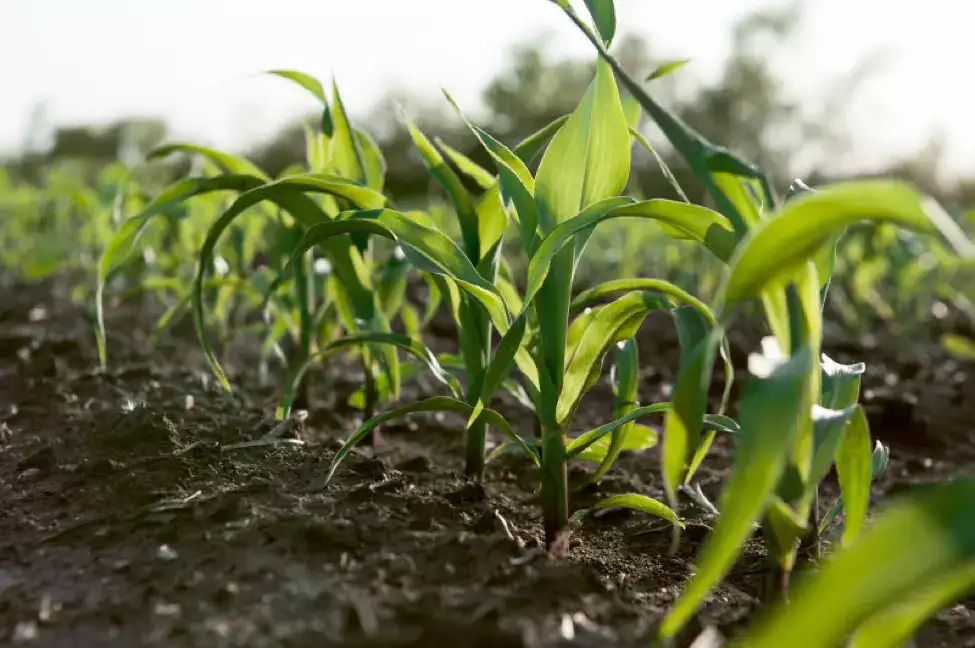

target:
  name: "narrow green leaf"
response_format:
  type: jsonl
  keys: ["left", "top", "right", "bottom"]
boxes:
{"left": 443, "top": 90, "right": 541, "bottom": 254}
{"left": 267, "top": 70, "right": 334, "bottom": 136}
{"left": 583, "top": 0, "right": 616, "bottom": 45}
{"left": 407, "top": 121, "right": 479, "bottom": 258}
{"left": 289, "top": 209, "right": 510, "bottom": 333}
{"left": 589, "top": 337, "right": 640, "bottom": 482}
{"left": 534, "top": 57, "right": 630, "bottom": 234}
{"left": 150, "top": 144, "right": 268, "bottom": 180}
{"left": 328, "top": 80, "right": 367, "bottom": 183}
{"left": 809, "top": 404, "right": 857, "bottom": 491}
{"left": 325, "top": 396, "right": 538, "bottom": 483}
{"left": 566, "top": 402, "right": 671, "bottom": 457}
{"left": 835, "top": 406, "right": 872, "bottom": 547}
{"left": 646, "top": 59, "right": 691, "bottom": 81}
{"left": 557, "top": 291, "right": 671, "bottom": 425}
{"left": 276, "top": 332, "right": 462, "bottom": 419}
{"left": 737, "top": 478, "right": 975, "bottom": 648}
{"left": 661, "top": 330, "right": 721, "bottom": 506}
{"left": 512, "top": 115, "right": 570, "bottom": 167}
{"left": 848, "top": 564, "right": 975, "bottom": 648}
{"left": 575, "top": 423, "right": 657, "bottom": 463}
{"left": 941, "top": 333, "right": 975, "bottom": 360}
{"left": 434, "top": 137, "right": 497, "bottom": 189}
{"left": 720, "top": 181, "right": 975, "bottom": 315}
{"left": 592, "top": 494, "right": 684, "bottom": 528}
{"left": 95, "top": 174, "right": 267, "bottom": 368}
{"left": 661, "top": 344, "right": 814, "bottom": 639}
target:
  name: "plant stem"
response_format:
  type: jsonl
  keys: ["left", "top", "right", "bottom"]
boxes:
{"left": 363, "top": 354, "right": 380, "bottom": 448}
{"left": 540, "top": 425, "right": 569, "bottom": 551}
{"left": 291, "top": 248, "right": 315, "bottom": 410}
{"left": 462, "top": 302, "right": 491, "bottom": 480}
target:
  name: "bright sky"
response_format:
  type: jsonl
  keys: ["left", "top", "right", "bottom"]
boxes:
{"left": 2, "top": 0, "right": 970, "bottom": 176}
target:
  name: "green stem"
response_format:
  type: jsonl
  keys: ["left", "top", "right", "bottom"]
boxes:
{"left": 363, "top": 354, "right": 379, "bottom": 448}
{"left": 463, "top": 302, "right": 491, "bottom": 480}
{"left": 540, "top": 425, "right": 569, "bottom": 550}
{"left": 291, "top": 248, "right": 315, "bottom": 409}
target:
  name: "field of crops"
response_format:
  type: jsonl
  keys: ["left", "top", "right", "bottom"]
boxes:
{"left": 3, "top": 2, "right": 975, "bottom": 646}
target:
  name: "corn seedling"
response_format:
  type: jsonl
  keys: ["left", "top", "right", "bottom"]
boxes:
{"left": 95, "top": 74, "right": 428, "bottom": 441}
{"left": 551, "top": 0, "right": 975, "bottom": 640}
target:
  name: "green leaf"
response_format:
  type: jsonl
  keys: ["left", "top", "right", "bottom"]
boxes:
{"left": 847, "top": 564, "right": 975, "bottom": 648}
{"left": 661, "top": 330, "right": 721, "bottom": 507}
{"left": 276, "top": 332, "right": 462, "bottom": 419}
{"left": 407, "top": 120, "right": 479, "bottom": 259}
{"left": 267, "top": 69, "right": 333, "bottom": 135}
{"left": 588, "top": 337, "right": 640, "bottom": 482}
{"left": 150, "top": 144, "right": 269, "bottom": 180}
{"left": 550, "top": 1, "right": 755, "bottom": 237}
{"left": 356, "top": 130, "right": 387, "bottom": 192}
{"left": 591, "top": 494, "right": 683, "bottom": 528}
{"left": 567, "top": 405, "right": 734, "bottom": 460}
{"left": 809, "top": 404, "right": 857, "bottom": 492}
{"left": 661, "top": 343, "right": 814, "bottom": 639}
{"left": 719, "top": 181, "right": 975, "bottom": 315}
{"left": 434, "top": 137, "right": 497, "bottom": 190}
{"left": 835, "top": 406, "right": 872, "bottom": 547}
{"left": 646, "top": 59, "right": 691, "bottom": 81}
{"left": 534, "top": 57, "right": 630, "bottom": 234}
{"left": 512, "top": 115, "right": 570, "bottom": 167}
{"left": 328, "top": 80, "right": 368, "bottom": 184}
{"left": 820, "top": 353, "right": 864, "bottom": 409}
{"left": 941, "top": 333, "right": 975, "bottom": 360}
{"left": 583, "top": 0, "right": 616, "bottom": 45}
{"left": 95, "top": 174, "right": 266, "bottom": 368}
{"left": 628, "top": 128, "right": 689, "bottom": 203}
{"left": 737, "top": 478, "right": 975, "bottom": 648}
{"left": 289, "top": 209, "right": 510, "bottom": 334}
{"left": 191, "top": 177, "right": 387, "bottom": 389}
{"left": 557, "top": 291, "right": 671, "bottom": 425}
{"left": 325, "top": 396, "right": 538, "bottom": 483}
{"left": 575, "top": 423, "right": 657, "bottom": 463}
{"left": 444, "top": 90, "right": 541, "bottom": 254}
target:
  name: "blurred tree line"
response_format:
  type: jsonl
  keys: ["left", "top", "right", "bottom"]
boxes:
{"left": 5, "top": 4, "right": 974, "bottom": 213}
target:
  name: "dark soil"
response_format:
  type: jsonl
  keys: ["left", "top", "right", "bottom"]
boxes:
{"left": 2, "top": 274, "right": 974, "bottom": 647}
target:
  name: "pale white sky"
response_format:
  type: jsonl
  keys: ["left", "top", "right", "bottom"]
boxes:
{"left": 1, "top": 0, "right": 971, "bottom": 176}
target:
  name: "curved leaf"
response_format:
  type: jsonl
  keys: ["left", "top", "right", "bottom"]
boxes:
{"left": 444, "top": 90, "right": 541, "bottom": 254}
{"left": 720, "top": 181, "right": 975, "bottom": 315}
{"left": 325, "top": 396, "right": 538, "bottom": 483}
{"left": 661, "top": 343, "right": 814, "bottom": 639}
{"left": 557, "top": 291, "right": 671, "bottom": 425}
{"left": 434, "top": 136, "right": 496, "bottom": 189}
{"left": 289, "top": 210, "right": 510, "bottom": 333}
{"left": 150, "top": 144, "right": 268, "bottom": 180}
{"left": 192, "top": 177, "right": 387, "bottom": 390}
{"left": 267, "top": 69, "right": 333, "bottom": 135}
{"left": 583, "top": 493, "right": 682, "bottom": 529}
{"left": 95, "top": 174, "right": 266, "bottom": 368}
{"left": 847, "top": 564, "right": 975, "bottom": 648}
{"left": 276, "top": 331, "right": 463, "bottom": 419}
{"left": 738, "top": 478, "right": 975, "bottom": 648}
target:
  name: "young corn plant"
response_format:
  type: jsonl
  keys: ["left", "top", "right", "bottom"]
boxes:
{"left": 96, "top": 73, "right": 420, "bottom": 436}
{"left": 305, "top": 11, "right": 738, "bottom": 549}
{"left": 553, "top": 0, "right": 975, "bottom": 639}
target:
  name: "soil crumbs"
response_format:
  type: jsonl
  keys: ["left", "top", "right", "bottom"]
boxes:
{"left": 1, "top": 275, "right": 974, "bottom": 648}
